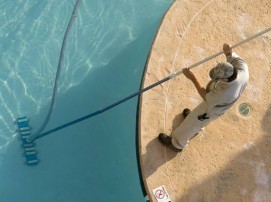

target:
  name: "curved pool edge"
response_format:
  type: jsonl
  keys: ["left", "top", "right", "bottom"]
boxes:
{"left": 137, "top": 0, "right": 176, "bottom": 200}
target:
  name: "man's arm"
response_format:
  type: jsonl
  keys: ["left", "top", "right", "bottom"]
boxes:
{"left": 182, "top": 68, "right": 207, "bottom": 100}
{"left": 223, "top": 43, "right": 248, "bottom": 72}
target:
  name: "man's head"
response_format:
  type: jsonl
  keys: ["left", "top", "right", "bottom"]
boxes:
{"left": 209, "top": 62, "right": 234, "bottom": 80}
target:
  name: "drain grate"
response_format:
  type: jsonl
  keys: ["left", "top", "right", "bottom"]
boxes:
{"left": 238, "top": 103, "right": 251, "bottom": 116}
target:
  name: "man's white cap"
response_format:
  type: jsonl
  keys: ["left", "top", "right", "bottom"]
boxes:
{"left": 209, "top": 62, "right": 234, "bottom": 80}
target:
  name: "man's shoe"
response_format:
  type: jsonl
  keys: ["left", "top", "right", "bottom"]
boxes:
{"left": 183, "top": 108, "right": 191, "bottom": 118}
{"left": 158, "top": 133, "right": 182, "bottom": 152}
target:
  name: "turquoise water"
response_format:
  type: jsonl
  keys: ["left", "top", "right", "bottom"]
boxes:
{"left": 0, "top": 0, "right": 172, "bottom": 201}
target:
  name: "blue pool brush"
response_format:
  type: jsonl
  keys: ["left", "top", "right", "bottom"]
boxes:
{"left": 16, "top": 117, "right": 39, "bottom": 166}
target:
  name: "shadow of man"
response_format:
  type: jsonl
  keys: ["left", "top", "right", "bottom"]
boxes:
{"left": 171, "top": 111, "right": 185, "bottom": 132}
{"left": 141, "top": 110, "right": 190, "bottom": 180}
{"left": 141, "top": 136, "right": 178, "bottom": 179}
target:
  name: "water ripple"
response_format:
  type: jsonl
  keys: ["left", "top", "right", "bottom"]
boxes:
{"left": 0, "top": 0, "right": 151, "bottom": 148}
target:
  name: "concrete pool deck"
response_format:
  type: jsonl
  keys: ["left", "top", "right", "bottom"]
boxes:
{"left": 138, "top": 0, "right": 271, "bottom": 201}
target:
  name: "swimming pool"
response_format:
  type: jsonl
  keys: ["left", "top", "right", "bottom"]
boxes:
{"left": 0, "top": 0, "right": 172, "bottom": 201}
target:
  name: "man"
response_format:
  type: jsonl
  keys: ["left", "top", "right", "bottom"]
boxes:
{"left": 158, "top": 43, "right": 249, "bottom": 152}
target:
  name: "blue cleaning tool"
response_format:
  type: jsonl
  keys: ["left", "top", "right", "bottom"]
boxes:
{"left": 16, "top": 117, "right": 39, "bottom": 166}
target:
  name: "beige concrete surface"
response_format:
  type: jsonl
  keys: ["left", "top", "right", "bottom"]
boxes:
{"left": 138, "top": 0, "right": 271, "bottom": 201}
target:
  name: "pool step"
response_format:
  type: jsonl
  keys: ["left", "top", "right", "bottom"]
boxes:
{"left": 16, "top": 117, "right": 39, "bottom": 166}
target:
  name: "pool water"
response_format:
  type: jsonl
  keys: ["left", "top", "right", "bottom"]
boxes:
{"left": 0, "top": 0, "right": 172, "bottom": 201}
